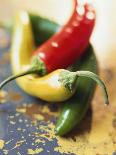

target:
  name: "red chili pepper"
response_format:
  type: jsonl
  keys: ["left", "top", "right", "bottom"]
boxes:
{"left": 34, "top": 0, "right": 95, "bottom": 73}
{"left": 0, "top": 0, "right": 96, "bottom": 89}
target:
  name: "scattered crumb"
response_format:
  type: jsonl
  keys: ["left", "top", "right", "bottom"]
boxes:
{"left": 33, "top": 114, "right": 44, "bottom": 121}
{"left": 0, "top": 139, "right": 5, "bottom": 149}
{"left": 10, "top": 121, "right": 16, "bottom": 125}
{"left": 0, "top": 90, "right": 8, "bottom": 103}
{"left": 16, "top": 108, "right": 26, "bottom": 113}
{"left": 27, "top": 148, "right": 43, "bottom": 154}
{"left": 3, "top": 149, "right": 9, "bottom": 155}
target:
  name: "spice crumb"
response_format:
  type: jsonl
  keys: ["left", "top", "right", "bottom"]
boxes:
{"left": 0, "top": 139, "right": 5, "bottom": 149}
{"left": 27, "top": 148, "right": 43, "bottom": 154}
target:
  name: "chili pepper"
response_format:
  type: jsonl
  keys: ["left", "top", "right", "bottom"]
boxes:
{"left": 0, "top": 11, "right": 108, "bottom": 105}
{"left": 0, "top": 11, "right": 76, "bottom": 102}
{"left": 0, "top": 11, "right": 74, "bottom": 102}
{"left": 33, "top": 0, "right": 95, "bottom": 73}
{"left": 0, "top": 0, "right": 96, "bottom": 85}
{"left": 55, "top": 45, "right": 99, "bottom": 136}
{"left": 33, "top": 0, "right": 95, "bottom": 74}
{"left": 0, "top": 13, "right": 59, "bottom": 46}
{"left": 0, "top": 11, "right": 109, "bottom": 136}
{"left": 29, "top": 13, "right": 59, "bottom": 46}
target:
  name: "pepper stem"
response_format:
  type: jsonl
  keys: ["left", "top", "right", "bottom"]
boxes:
{"left": 0, "top": 56, "right": 47, "bottom": 89}
{"left": 0, "top": 68, "right": 38, "bottom": 89}
{"left": 76, "top": 71, "right": 109, "bottom": 105}
{"left": 59, "top": 70, "right": 109, "bottom": 105}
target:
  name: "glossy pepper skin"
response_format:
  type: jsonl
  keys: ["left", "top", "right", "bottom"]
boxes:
{"left": 0, "top": 0, "right": 96, "bottom": 89}
{"left": 9, "top": 11, "right": 76, "bottom": 102}
{"left": 0, "top": 11, "right": 109, "bottom": 136}
{"left": 33, "top": 0, "right": 95, "bottom": 73}
{"left": 0, "top": 12, "right": 108, "bottom": 103}
{"left": 55, "top": 45, "right": 98, "bottom": 136}
{"left": 29, "top": 14, "right": 59, "bottom": 46}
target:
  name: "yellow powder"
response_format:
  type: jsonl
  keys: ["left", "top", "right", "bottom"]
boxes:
{"left": 33, "top": 114, "right": 44, "bottom": 121}
{"left": 10, "top": 121, "right": 16, "bottom": 125}
{"left": 0, "top": 90, "right": 7, "bottom": 103}
{"left": 17, "top": 152, "right": 22, "bottom": 155}
{"left": 37, "top": 122, "right": 55, "bottom": 142}
{"left": 6, "top": 66, "right": 115, "bottom": 155}
{"left": 22, "top": 103, "right": 33, "bottom": 108}
{"left": 0, "top": 140, "right": 5, "bottom": 149}
{"left": 35, "top": 139, "right": 44, "bottom": 144}
{"left": 31, "top": 120, "right": 37, "bottom": 126}
{"left": 5, "top": 139, "right": 13, "bottom": 145}
{"left": 16, "top": 108, "right": 26, "bottom": 113}
{"left": 11, "top": 140, "right": 26, "bottom": 150}
{"left": 33, "top": 116, "right": 116, "bottom": 155}
{"left": 3, "top": 149, "right": 9, "bottom": 154}
{"left": 27, "top": 148, "right": 43, "bottom": 154}
{"left": 42, "top": 105, "right": 59, "bottom": 117}
{"left": 17, "top": 128, "right": 22, "bottom": 131}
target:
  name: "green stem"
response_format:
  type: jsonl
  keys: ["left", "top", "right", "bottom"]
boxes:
{"left": 76, "top": 71, "right": 109, "bottom": 105}
{"left": 0, "top": 55, "right": 47, "bottom": 89}
{"left": 59, "top": 70, "right": 109, "bottom": 105}
{"left": 0, "top": 68, "right": 38, "bottom": 89}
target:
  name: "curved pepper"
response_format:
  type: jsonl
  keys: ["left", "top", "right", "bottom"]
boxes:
{"left": 32, "top": 0, "right": 95, "bottom": 74}
{"left": 2, "top": 11, "right": 75, "bottom": 102}
{"left": 29, "top": 13, "right": 59, "bottom": 46}
{"left": 0, "top": 11, "right": 108, "bottom": 104}
{"left": 0, "top": 0, "right": 96, "bottom": 82}
{"left": 55, "top": 45, "right": 109, "bottom": 136}
{"left": 55, "top": 45, "right": 98, "bottom": 135}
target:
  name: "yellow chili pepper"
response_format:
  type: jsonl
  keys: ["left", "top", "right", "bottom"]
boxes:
{"left": 10, "top": 11, "right": 75, "bottom": 102}
{"left": 0, "top": 11, "right": 108, "bottom": 105}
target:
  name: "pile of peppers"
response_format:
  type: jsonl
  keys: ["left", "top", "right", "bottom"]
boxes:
{"left": 0, "top": 0, "right": 109, "bottom": 136}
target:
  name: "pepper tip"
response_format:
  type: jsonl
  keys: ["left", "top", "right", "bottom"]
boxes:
{"left": 105, "top": 101, "right": 109, "bottom": 106}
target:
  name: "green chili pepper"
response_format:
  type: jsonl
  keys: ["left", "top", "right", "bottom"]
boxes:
{"left": 1, "top": 14, "right": 99, "bottom": 136}
{"left": 55, "top": 45, "right": 98, "bottom": 136}
{"left": 29, "top": 14, "right": 59, "bottom": 46}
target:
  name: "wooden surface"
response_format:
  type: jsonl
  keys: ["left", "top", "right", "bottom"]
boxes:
{"left": 0, "top": 0, "right": 116, "bottom": 154}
